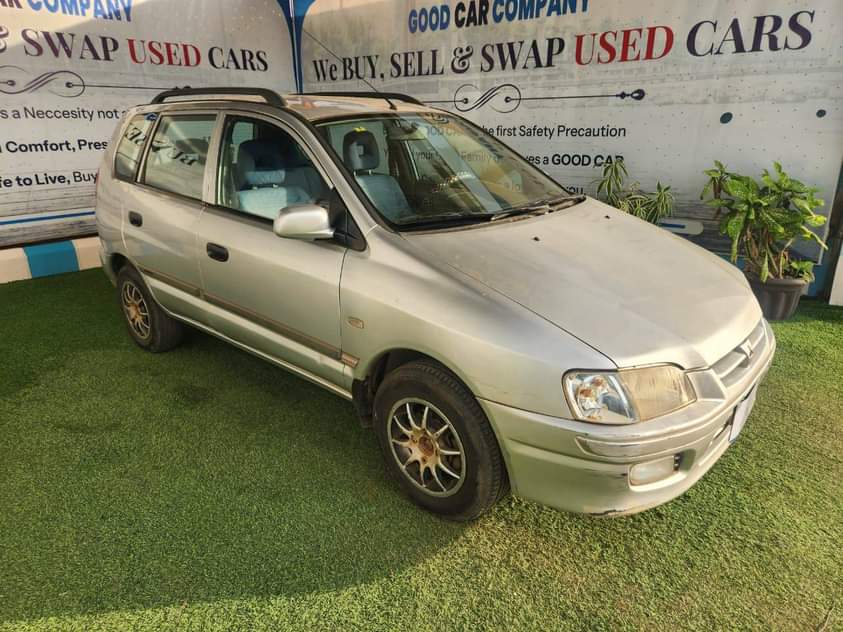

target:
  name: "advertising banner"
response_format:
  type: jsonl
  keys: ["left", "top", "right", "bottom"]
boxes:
{"left": 297, "top": 0, "right": 843, "bottom": 262}
{"left": 0, "top": 0, "right": 295, "bottom": 246}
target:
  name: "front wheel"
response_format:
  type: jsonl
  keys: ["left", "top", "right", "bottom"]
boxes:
{"left": 373, "top": 360, "right": 508, "bottom": 521}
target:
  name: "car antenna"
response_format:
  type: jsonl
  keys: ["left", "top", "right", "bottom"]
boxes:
{"left": 301, "top": 28, "right": 398, "bottom": 110}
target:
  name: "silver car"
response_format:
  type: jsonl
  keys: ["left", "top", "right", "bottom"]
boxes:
{"left": 95, "top": 88, "right": 775, "bottom": 520}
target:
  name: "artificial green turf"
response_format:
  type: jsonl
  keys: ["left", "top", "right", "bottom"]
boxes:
{"left": 0, "top": 269, "right": 841, "bottom": 631}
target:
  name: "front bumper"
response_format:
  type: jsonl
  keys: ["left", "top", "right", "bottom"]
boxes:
{"left": 480, "top": 322, "right": 776, "bottom": 516}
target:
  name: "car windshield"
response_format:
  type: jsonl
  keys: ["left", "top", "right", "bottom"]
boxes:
{"left": 317, "top": 112, "right": 574, "bottom": 229}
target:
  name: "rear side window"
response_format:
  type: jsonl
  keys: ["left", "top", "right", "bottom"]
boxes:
{"left": 114, "top": 113, "right": 156, "bottom": 180}
{"left": 142, "top": 114, "right": 216, "bottom": 200}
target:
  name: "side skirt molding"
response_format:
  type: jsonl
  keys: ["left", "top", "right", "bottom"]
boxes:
{"left": 169, "top": 311, "right": 353, "bottom": 401}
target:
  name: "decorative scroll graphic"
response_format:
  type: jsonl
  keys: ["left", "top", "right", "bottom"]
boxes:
{"left": 0, "top": 66, "right": 183, "bottom": 98}
{"left": 428, "top": 84, "right": 646, "bottom": 112}
{"left": 453, "top": 83, "right": 522, "bottom": 113}
{"left": 0, "top": 65, "right": 86, "bottom": 97}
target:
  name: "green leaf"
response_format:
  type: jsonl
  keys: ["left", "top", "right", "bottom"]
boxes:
{"left": 787, "top": 260, "right": 815, "bottom": 282}
{"left": 788, "top": 180, "right": 809, "bottom": 194}
{"left": 730, "top": 236, "right": 739, "bottom": 262}
{"left": 725, "top": 214, "right": 744, "bottom": 239}
{"left": 725, "top": 176, "right": 760, "bottom": 199}
{"left": 760, "top": 255, "right": 770, "bottom": 283}
{"left": 792, "top": 197, "right": 813, "bottom": 213}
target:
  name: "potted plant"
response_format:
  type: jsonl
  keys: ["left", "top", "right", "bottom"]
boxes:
{"left": 701, "top": 161, "right": 827, "bottom": 320}
{"left": 595, "top": 159, "right": 675, "bottom": 225}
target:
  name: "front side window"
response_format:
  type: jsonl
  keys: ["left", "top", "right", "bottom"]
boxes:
{"left": 318, "top": 113, "right": 570, "bottom": 229}
{"left": 217, "top": 117, "right": 330, "bottom": 220}
{"left": 142, "top": 114, "right": 216, "bottom": 200}
{"left": 114, "top": 113, "right": 157, "bottom": 180}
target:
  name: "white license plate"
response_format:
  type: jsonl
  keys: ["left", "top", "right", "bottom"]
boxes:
{"left": 730, "top": 385, "right": 758, "bottom": 442}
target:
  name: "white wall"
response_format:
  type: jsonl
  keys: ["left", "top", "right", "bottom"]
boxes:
{"left": 299, "top": 0, "right": 843, "bottom": 267}
{"left": 0, "top": 0, "right": 295, "bottom": 247}
{"left": 2, "top": 0, "right": 841, "bottom": 292}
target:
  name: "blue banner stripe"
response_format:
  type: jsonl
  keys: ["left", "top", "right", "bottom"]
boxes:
{"left": 23, "top": 241, "right": 80, "bottom": 278}
{"left": 0, "top": 210, "right": 96, "bottom": 226}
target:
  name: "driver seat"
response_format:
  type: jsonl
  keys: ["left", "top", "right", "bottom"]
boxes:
{"left": 342, "top": 130, "right": 412, "bottom": 221}
{"left": 235, "top": 139, "right": 311, "bottom": 219}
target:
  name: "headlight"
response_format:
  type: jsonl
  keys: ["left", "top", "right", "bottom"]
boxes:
{"left": 563, "top": 365, "right": 696, "bottom": 424}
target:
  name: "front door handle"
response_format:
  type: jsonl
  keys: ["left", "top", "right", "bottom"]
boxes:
{"left": 128, "top": 211, "right": 143, "bottom": 227}
{"left": 206, "top": 242, "right": 229, "bottom": 262}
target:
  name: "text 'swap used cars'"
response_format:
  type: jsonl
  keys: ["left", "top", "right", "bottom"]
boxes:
{"left": 96, "top": 88, "right": 775, "bottom": 520}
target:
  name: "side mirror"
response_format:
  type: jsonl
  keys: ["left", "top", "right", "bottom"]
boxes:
{"left": 273, "top": 204, "right": 334, "bottom": 241}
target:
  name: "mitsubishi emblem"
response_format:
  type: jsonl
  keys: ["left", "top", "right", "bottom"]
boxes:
{"left": 739, "top": 341, "right": 754, "bottom": 362}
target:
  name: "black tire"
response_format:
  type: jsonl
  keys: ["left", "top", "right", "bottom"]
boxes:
{"left": 116, "top": 265, "right": 184, "bottom": 353}
{"left": 373, "top": 360, "right": 508, "bottom": 521}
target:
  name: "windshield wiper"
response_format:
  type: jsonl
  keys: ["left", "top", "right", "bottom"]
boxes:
{"left": 395, "top": 194, "right": 587, "bottom": 230}
{"left": 395, "top": 212, "right": 494, "bottom": 230}
{"left": 536, "top": 193, "right": 587, "bottom": 209}
{"left": 487, "top": 194, "right": 585, "bottom": 222}
{"left": 488, "top": 203, "right": 549, "bottom": 222}
{"left": 399, "top": 206, "right": 546, "bottom": 229}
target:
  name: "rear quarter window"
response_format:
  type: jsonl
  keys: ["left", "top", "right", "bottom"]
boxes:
{"left": 114, "top": 113, "right": 157, "bottom": 181}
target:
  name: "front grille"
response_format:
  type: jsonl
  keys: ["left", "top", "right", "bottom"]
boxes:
{"left": 711, "top": 320, "right": 768, "bottom": 388}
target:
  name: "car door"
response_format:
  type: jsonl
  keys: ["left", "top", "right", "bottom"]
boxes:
{"left": 195, "top": 112, "right": 348, "bottom": 390}
{"left": 121, "top": 111, "right": 218, "bottom": 323}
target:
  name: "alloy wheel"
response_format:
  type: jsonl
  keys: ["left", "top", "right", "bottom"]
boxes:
{"left": 387, "top": 398, "right": 466, "bottom": 497}
{"left": 121, "top": 280, "right": 151, "bottom": 340}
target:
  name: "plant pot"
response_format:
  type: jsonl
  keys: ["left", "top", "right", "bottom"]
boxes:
{"left": 746, "top": 275, "right": 807, "bottom": 321}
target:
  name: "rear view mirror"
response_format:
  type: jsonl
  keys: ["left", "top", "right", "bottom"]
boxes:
{"left": 273, "top": 204, "right": 334, "bottom": 241}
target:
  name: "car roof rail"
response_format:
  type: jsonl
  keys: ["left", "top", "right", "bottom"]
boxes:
{"left": 298, "top": 91, "right": 425, "bottom": 107}
{"left": 151, "top": 87, "right": 287, "bottom": 108}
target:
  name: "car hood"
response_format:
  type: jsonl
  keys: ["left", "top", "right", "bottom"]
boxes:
{"left": 407, "top": 198, "right": 761, "bottom": 369}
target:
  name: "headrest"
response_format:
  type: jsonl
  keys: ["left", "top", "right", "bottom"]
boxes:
{"left": 276, "top": 133, "right": 312, "bottom": 168}
{"left": 343, "top": 130, "right": 379, "bottom": 172}
{"left": 242, "top": 169, "right": 286, "bottom": 188}
{"left": 237, "top": 139, "right": 283, "bottom": 186}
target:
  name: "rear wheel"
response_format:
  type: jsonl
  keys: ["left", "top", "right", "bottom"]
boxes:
{"left": 116, "top": 265, "right": 184, "bottom": 352}
{"left": 374, "top": 360, "right": 508, "bottom": 520}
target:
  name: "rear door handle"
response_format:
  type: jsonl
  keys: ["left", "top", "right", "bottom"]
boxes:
{"left": 206, "top": 242, "right": 229, "bottom": 262}
{"left": 128, "top": 211, "right": 143, "bottom": 227}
